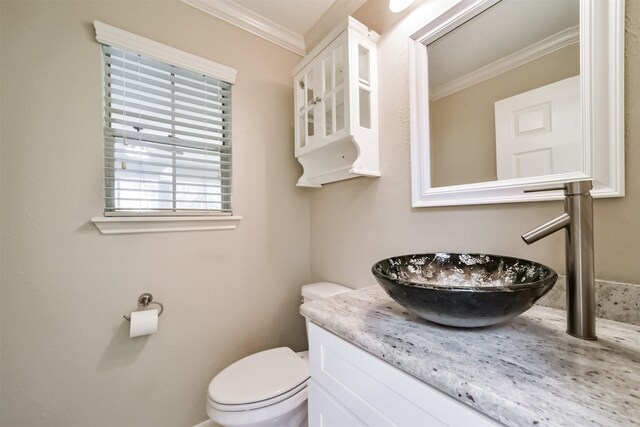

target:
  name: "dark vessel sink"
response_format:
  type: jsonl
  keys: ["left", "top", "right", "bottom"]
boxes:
{"left": 372, "top": 253, "right": 557, "bottom": 328}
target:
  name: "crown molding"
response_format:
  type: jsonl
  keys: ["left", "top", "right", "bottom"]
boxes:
{"left": 430, "top": 25, "right": 580, "bottom": 101}
{"left": 180, "top": 0, "right": 306, "bottom": 56}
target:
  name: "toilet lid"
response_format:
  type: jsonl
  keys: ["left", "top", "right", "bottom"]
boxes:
{"left": 208, "top": 347, "right": 309, "bottom": 405}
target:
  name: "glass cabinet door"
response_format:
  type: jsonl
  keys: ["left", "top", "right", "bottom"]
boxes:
{"left": 357, "top": 44, "right": 372, "bottom": 129}
{"left": 320, "top": 43, "right": 346, "bottom": 139}
{"left": 297, "top": 68, "right": 317, "bottom": 150}
{"left": 296, "top": 75, "right": 305, "bottom": 149}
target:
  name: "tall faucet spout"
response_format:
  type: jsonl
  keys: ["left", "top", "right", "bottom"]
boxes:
{"left": 521, "top": 213, "right": 571, "bottom": 244}
{"left": 521, "top": 180, "right": 596, "bottom": 340}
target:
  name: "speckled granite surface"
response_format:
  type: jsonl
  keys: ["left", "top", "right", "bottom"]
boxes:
{"left": 538, "top": 276, "right": 640, "bottom": 325}
{"left": 301, "top": 286, "right": 640, "bottom": 427}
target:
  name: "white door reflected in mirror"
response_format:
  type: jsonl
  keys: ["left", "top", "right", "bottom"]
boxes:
{"left": 495, "top": 76, "right": 581, "bottom": 181}
{"left": 408, "top": 0, "right": 624, "bottom": 207}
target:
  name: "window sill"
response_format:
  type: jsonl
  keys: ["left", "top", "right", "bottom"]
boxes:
{"left": 91, "top": 215, "right": 242, "bottom": 235}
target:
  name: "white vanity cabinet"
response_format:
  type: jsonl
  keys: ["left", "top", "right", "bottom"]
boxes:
{"left": 307, "top": 323, "right": 501, "bottom": 427}
{"left": 292, "top": 17, "right": 379, "bottom": 188}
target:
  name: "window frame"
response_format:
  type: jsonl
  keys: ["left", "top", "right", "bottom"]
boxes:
{"left": 91, "top": 21, "right": 242, "bottom": 234}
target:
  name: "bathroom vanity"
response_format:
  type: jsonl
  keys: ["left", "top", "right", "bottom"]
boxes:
{"left": 301, "top": 286, "right": 640, "bottom": 427}
{"left": 307, "top": 321, "right": 499, "bottom": 426}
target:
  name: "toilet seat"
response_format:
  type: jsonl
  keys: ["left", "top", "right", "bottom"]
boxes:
{"left": 208, "top": 347, "right": 309, "bottom": 411}
{"left": 207, "top": 385, "right": 308, "bottom": 427}
{"left": 208, "top": 379, "right": 307, "bottom": 412}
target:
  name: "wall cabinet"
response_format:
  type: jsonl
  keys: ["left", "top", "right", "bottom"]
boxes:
{"left": 292, "top": 18, "right": 379, "bottom": 187}
{"left": 307, "top": 323, "right": 501, "bottom": 426}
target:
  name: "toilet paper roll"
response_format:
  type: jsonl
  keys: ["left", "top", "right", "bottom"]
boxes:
{"left": 129, "top": 309, "right": 158, "bottom": 338}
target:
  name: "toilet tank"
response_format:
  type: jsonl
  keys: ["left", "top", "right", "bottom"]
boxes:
{"left": 301, "top": 282, "right": 352, "bottom": 345}
{"left": 301, "top": 282, "right": 351, "bottom": 304}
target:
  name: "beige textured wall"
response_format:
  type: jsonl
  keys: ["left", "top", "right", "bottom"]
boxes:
{"left": 1, "top": 0, "right": 639, "bottom": 425}
{"left": 0, "top": 1, "right": 309, "bottom": 426}
{"left": 309, "top": 0, "right": 639, "bottom": 287}
{"left": 430, "top": 43, "right": 580, "bottom": 187}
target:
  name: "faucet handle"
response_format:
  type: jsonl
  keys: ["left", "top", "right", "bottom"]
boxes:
{"left": 524, "top": 180, "right": 593, "bottom": 196}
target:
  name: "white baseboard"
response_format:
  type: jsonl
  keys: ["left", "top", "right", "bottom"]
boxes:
{"left": 193, "top": 418, "right": 215, "bottom": 427}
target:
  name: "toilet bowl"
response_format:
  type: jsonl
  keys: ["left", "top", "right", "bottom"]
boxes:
{"left": 206, "top": 282, "right": 351, "bottom": 427}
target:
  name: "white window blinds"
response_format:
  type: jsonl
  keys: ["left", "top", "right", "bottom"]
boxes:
{"left": 102, "top": 45, "right": 232, "bottom": 216}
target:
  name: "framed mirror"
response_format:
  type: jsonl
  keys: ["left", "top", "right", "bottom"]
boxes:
{"left": 409, "top": 0, "right": 624, "bottom": 207}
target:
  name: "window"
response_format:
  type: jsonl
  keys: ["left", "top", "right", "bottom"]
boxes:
{"left": 102, "top": 45, "right": 233, "bottom": 216}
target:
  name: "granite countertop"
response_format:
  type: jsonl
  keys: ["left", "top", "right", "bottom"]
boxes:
{"left": 301, "top": 286, "right": 640, "bottom": 427}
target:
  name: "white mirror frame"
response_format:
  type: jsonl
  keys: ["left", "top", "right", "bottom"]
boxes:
{"left": 409, "top": 0, "right": 624, "bottom": 207}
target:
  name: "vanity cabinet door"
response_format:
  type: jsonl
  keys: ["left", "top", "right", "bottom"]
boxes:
{"left": 308, "top": 379, "right": 366, "bottom": 427}
{"left": 308, "top": 323, "right": 501, "bottom": 427}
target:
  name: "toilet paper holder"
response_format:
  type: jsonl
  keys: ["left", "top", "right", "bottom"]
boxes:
{"left": 123, "top": 293, "right": 164, "bottom": 321}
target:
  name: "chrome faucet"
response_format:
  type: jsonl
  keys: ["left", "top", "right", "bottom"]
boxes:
{"left": 521, "top": 180, "right": 596, "bottom": 340}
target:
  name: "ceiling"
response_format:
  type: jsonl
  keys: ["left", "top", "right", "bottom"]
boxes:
{"left": 428, "top": 0, "right": 580, "bottom": 92}
{"left": 180, "top": 0, "right": 365, "bottom": 56}
{"left": 232, "top": 0, "right": 337, "bottom": 36}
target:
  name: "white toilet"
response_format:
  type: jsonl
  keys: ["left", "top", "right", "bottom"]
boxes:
{"left": 206, "top": 282, "right": 352, "bottom": 427}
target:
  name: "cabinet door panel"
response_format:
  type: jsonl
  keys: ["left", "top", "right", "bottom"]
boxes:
{"left": 309, "top": 323, "right": 501, "bottom": 427}
{"left": 318, "top": 35, "right": 347, "bottom": 141}
{"left": 308, "top": 379, "right": 366, "bottom": 427}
